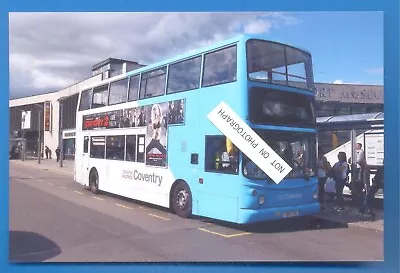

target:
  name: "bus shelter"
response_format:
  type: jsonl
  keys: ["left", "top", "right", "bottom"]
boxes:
{"left": 316, "top": 112, "right": 384, "bottom": 199}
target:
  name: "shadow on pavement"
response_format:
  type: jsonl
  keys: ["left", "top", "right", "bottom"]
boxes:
{"left": 77, "top": 184, "right": 382, "bottom": 233}
{"left": 89, "top": 191, "right": 351, "bottom": 233}
{"left": 9, "top": 230, "right": 61, "bottom": 262}
{"left": 318, "top": 196, "right": 384, "bottom": 225}
{"left": 199, "top": 215, "right": 348, "bottom": 234}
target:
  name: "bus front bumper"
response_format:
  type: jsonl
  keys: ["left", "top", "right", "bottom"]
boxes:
{"left": 238, "top": 201, "right": 320, "bottom": 224}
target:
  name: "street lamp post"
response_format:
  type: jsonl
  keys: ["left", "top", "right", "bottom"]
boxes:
{"left": 33, "top": 104, "right": 44, "bottom": 164}
{"left": 60, "top": 101, "right": 64, "bottom": 167}
{"left": 21, "top": 111, "right": 26, "bottom": 161}
{"left": 58, "top": 96, "right": 68, "bottom": 168}
{"left": 18, "top": 109, "right": 28, "bottom": 161}
{"left": 37, "top": 109, "right": 41, "bottom": 164}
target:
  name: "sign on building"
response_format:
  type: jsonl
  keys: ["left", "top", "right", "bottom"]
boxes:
{"left": 44, "top": 101, "right": 52, "bottom": 131}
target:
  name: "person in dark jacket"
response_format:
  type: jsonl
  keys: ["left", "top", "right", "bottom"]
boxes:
{"left": 331, "top": 152, "right": 349, "bottom": 212}
{"left": 359, "top": 163, "right": 384, "bottom": 217}
{"left": 55, "top": 147, "right": 61, "bottom": 162}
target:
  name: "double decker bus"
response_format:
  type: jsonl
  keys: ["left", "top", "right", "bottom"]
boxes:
{"left": 74, "top": 34, "right": 319, "bottom": 224}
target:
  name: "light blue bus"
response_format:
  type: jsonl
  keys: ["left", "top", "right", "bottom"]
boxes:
{"left": 74, "top": 34, "right": 319, "bottom": 224}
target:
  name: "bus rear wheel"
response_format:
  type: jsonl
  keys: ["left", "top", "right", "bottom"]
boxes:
{"left": 172, "top": 181, "right": 192, "bottom": 218}
{"left": 89, "top": 169, "right": 99, "bottom": 194}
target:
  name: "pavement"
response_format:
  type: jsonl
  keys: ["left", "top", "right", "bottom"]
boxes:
{"left": 9, "top": 158, "right": 384, "bottom": 233}
{"left": 14, "top": 157, "right": 74, "bottom": 177}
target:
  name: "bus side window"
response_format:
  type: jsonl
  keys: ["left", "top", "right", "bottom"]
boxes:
{"left": 106, "top": 135, "right": 125, "bottom": 161}
{"left": 128, "top": 75, "right": 140, "bottom": 102}
{"left": 139, "top": 67, "right": 167, "bottom": 99}
{"left": 90, "top": 136, "right": 105, "bottom": 159}
{"left": 204, "top": 136, "right": 239, "bottom": 175}
{"left": 92, "top": 84, "right": 109, "bottom": 109}
{"left": 137, "top": 134, "right": 145, "bottom": 163}
{"left": 83, "top": 136, "right": 89, "bottom": 153}
{"left": 125, "top": 135, "right": 137, "bottom": 162}
{"left": 167, "top": 56, "right": 202, "bottom": 94}
{"left": 202, "top": 45, "right": 237, "bottom": 88}
{"left": 79, "top": 89, "right": 92, "bottom": 111}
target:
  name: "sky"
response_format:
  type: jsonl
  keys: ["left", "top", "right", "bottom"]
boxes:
{"left": 8, "top": 12, "right": 383, "bottom": 99}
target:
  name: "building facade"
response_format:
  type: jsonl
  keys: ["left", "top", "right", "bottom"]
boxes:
{"left": 314, "top": 83, "right": 383, "bottom": 152}
{"left": 314, "top": 83, "right": 383, "bottom": 116}
{"left": 9, "top": 58, "right": 384, "bottom": 160}
{"left": 9, "top": 58, "right": 144, "bottom": 159}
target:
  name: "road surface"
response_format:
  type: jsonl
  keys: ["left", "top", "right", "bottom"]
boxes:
{"left": 9, "top": 163, "right": 383, "bottom": 262}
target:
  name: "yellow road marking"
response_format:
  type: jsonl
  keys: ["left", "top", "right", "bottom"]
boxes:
{"left": 225, "top": 232, "right": 252, "bottom": 238}
{"left": 148, "top": 213, "right": 170, "bottom": 221}
{"left": 93, "top": 197, "right": 105, "bottom": 201}
{"left": 116, "top": 204, "right": 133, "bottom": 210}
{"left": 73, "top": 190, "right": 84, "bottom": 195}
{"left": 197, "top": 228, "right": 251, "bottom": 238}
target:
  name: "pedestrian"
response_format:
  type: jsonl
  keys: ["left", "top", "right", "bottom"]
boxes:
{"left": 348, "top": 143, "right": 365, "bottom": 198}
{"left": 45, "top": 146, "right": 49, "bottom": 159}
{"left": 317, "top": 146, "right": 331, "bottom": 210}
{"left": 359, "top": 162, "right": 384, "bottom": 218}
{"left": 55, "top": 147, "right": 60, "bottom": 162}
{"left": 331, "top": 152, "right": 349, "bottom": 212}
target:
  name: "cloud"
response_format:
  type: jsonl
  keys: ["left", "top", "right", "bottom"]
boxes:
{"left": 365, "top": 67, "right": 383, "bottom": 74}
{"left": 332, "top": 80, "right": 344, "bottom": 84}
{"left": 332, "top": 79, "right": 362, "bottom": 84}
{"left": 243, "top": 20, "right": 273, "bottom": 34}
{"left": 9, "top": 12, "right": 301, "bottom": 99}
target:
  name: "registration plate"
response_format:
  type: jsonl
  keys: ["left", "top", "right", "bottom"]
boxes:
{"left": 282, "top": 210, "right": 300, "bottom": 218}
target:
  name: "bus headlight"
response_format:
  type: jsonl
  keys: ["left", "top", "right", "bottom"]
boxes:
{"left": 313, "top": 189, "right": 318, "bottom": 199}
{"left": 258, "top": 195, "right": 265, "bottom": 205}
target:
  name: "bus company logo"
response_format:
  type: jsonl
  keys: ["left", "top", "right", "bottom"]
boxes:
{"left": 83, "top": 115, "right": 110, "bottom": 129}
{"left": 122, "top": 170, "right": 134, "bottom": 180}
{"left": 121, "top": 169, "right": 163, "bottom": 186}
{"left": 276, "top": 193, "right": 303, "bottom": 201}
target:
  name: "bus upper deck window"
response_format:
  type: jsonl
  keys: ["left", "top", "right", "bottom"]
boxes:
{"left": 202, "top": 45, "right": 237, "bottom": 88}
{"left": 92, "top": 84, "right": 109, "bottom": 109}
{"left": 79, "top": 89, "right": 92, "bottom": 111}
{"left": 109, "top": 78, "right": 128, "bottom": 105}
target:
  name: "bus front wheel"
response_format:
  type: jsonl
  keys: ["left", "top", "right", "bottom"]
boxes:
{"left": 89, "top": 168, "right": 99, "bottom": 194}
{"left": 172, "top": 181, "right": 192, "bottom": 218}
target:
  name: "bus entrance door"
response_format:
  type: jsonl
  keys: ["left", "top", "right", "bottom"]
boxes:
{"left": 80, "top": 135, "right": 90, "bottom": 186}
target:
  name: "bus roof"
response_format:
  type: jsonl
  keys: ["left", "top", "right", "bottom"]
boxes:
{"left": 240, "top": 33, "right": 312, "bottom": 56}
{"left": 124, "top": 33, "right": 312, "bottom": 78}
{"left": 79, "top": 33, "right": 312, "bottom": 92}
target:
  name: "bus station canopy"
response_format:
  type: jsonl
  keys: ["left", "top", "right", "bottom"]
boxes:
{"left": 316, "top": 112, "right": 384, "bottom": 132}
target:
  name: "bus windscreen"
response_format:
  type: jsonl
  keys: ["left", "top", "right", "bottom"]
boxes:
{"left": 242, "top": 130, "right": 317, "bottom": 181}
{"left": 246, "top": 39, "right": 314, "bottom": 91}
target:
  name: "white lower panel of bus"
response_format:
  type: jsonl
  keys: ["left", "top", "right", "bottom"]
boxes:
{"left": 85, "top": 160, "right": 178, "bottom": 208}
